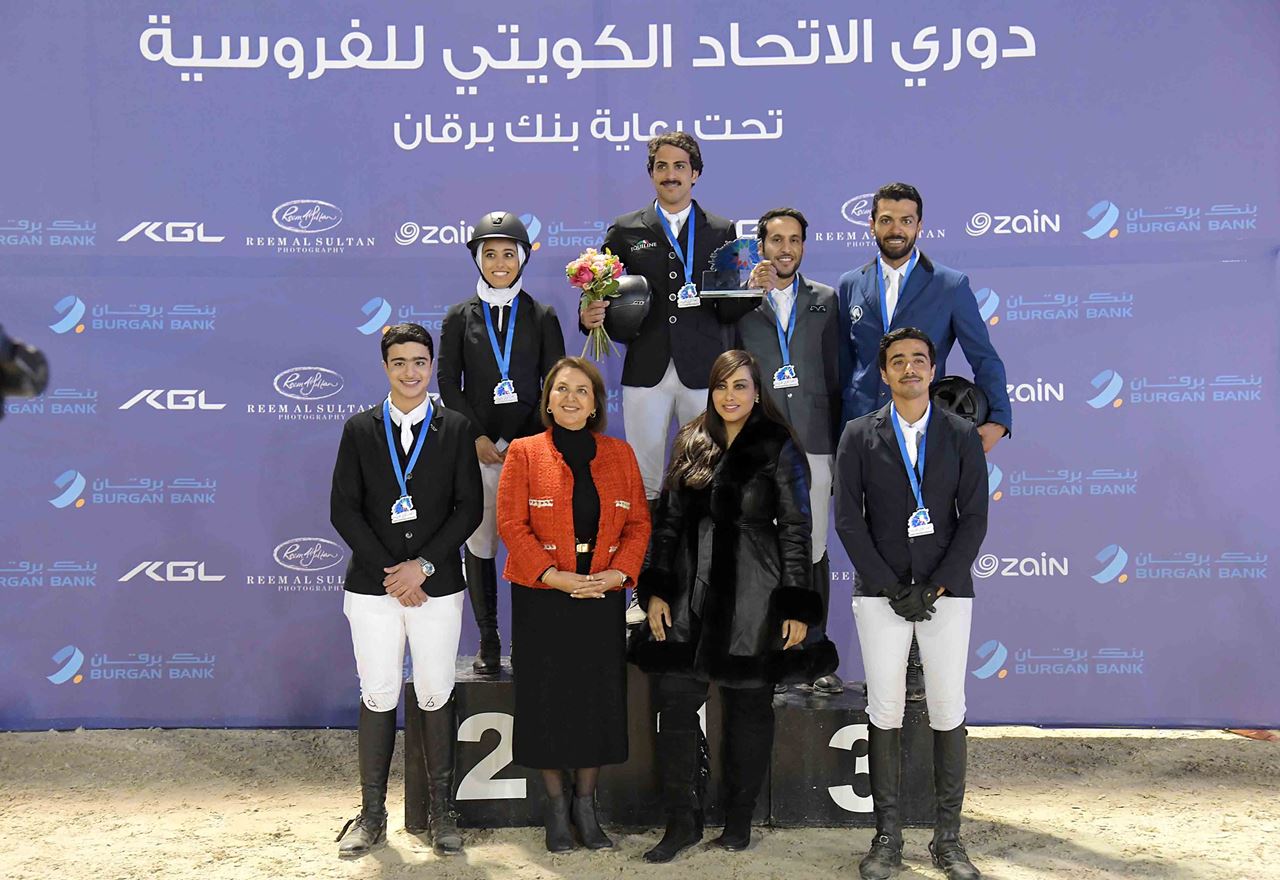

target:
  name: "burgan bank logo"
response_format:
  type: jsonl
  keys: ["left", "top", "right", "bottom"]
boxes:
{"left": 50, "top": 296, "right": 87, "bottom": 334}
{"left": 273, "top": 367, "right": 343, "bottom": 401}
{"left": 48, "top": 644, "right": 85, "bottom": 684}
{"left": 972, "top": 639, "right": 1008, "bottom": 680}
{"left": 974, "top": 288, "right": 1000, "bottom": 326}
{"left": 987, "top": 462, "right": 1004, "bottom": 501}
{"left": 1086, "top": 369, "right": 1124, "bottom": 409}
{"left": 1092, "top": 544, "right": 1130, "bottom": 584}
{"left": 1083, "top": 200, "right": 1121, "bottom": 240}
{"left": 49, "top": 469, "right": 87, "bottom": 509}
{"left": 358, "top": 298, "right": 394, "bottom": 335}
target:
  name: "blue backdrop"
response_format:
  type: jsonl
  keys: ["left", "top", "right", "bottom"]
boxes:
{"left": 2, "top": 0, "right": 1277, "bottom": 729}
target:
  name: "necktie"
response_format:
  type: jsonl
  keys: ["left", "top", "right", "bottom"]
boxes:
{"left": 399, "top": 415, "right": 414, "bottom": 455}
{"left": 772, "top": 291, "right": 790, "bottom": 331}
{"left": 885, "top": 270, "right": 900, "bottom": 322}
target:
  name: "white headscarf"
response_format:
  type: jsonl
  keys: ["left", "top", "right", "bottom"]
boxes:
{"left": 474, "top": 241, "right": 528, "bottom": 331}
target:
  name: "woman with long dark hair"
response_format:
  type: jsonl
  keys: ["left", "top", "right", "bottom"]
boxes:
{"left": 630, "top": 349, "right": 838, "bottom": 861}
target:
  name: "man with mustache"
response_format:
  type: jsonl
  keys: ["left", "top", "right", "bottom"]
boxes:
{"left": 581, "top": 132, "right": 754, "bottom": 505}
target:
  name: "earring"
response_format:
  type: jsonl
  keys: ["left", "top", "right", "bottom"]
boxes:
{"left": 590, "top": 411, "right": 597, "bottom": 418}
{"left": 755, "top": 395, "right": 760, "bottom": 403}
{"left": 547, "top": 407, "right": 552, "bottom": 414}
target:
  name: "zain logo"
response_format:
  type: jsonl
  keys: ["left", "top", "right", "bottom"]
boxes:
{"left": 273, "top": 537, "right": 345, "bottom": 572}
{"left": 1092, "top": 544, "right": 1129, "bottom": 584}
{"left": 965, "top": 212, "right": 994, "bottom": 237}
{"left": 1083, "top": 200, "right": 1120, "bottom": 240}
{"left": 273, "top": 199, "right": 342, "bottom": 234}
{"left": 519, "top": 213, "right": 543, "bottom": 251}
{"left": 1086, "top": 369, "right": 1125, "bottom": 409}
{"left": 50, "top": 296, "right": 87, "bottom": 334}
{"left": 988, "top": 462, "right": 1003, "bottom": 501}
{"left": 273, "top": 367, "right": 344, "bottom": 400}
{"left": 841, "top": 192, "right": 876, "bottom": 227}
{"left": 974, "top": 288, "right": 1001, "bottom": 325}
{"left": 357, "top": 298, "right": 393, "bottom": 335}
{"left": 49, "top": 469, "right": 87, "bottom": 508}
{"left": 972, "top": 639, "right": 1008, "bottom": 680}
{"left": 972, "top": 554, "right": 1000, "bottom": 579}
{"left": 48, "top": 645, "right": 85, "bottom": 684}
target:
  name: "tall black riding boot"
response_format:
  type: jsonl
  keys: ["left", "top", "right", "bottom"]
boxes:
{"left": 643, "top": 729, "right": 704, "bottom": 863}
{"left": 421, "top": 695, "right": 464, "bottom": 856}
{"left": 714, "top": 686, "right": 774, "bottom": 851}
{"left": 859, "top": 724, "right": 903, "bottom": 880}
{"left": 336, "top": 704, "right": 395, "bottom": 859}
{"left": 465, "top": 549, "right": 501, "bottom": 674}
{"left": 929, "top": 725, "right": 980, "bottom": 879}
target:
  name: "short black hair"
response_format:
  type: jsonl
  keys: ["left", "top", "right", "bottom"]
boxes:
{"left": 872, "top": 182, "right": 924, "bottom": 224}
{"left": 878, "top": 327, "right": 936, "bottom": 370}
{"left": 380, "top": 323, "right": 434, "bottom": 362}
{"left": 647, "top": 132, "right": 704, "bottom": 175}
{"left": 757, "top": 207, "right": 808, "bottom": 242}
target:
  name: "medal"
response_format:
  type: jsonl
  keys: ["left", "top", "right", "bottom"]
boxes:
{"left": 493, "top": 377, "right": 517, "bottom": 404}
{"left": 483, "top": 295, "right": 520, "bottom": 404}
{"left": 890, "top": 402, "right": 933, "bottom": 538}
{"left": 770, "top": 283, "right": 799, "bottom": 388}
{"left": 391, "top": 494, "right": 418, "bottom": 524}
{"left": 657, "top": 203, "right": 701, "bottom": 308}
{"left": 383, "top": 397, "right": 432, "bottom": 524}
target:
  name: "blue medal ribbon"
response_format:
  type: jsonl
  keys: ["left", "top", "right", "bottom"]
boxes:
{"left": 889, "top": 402, "right": 929, "bottom": 511}
{"left": 481, "top": 294, "right": 519, "bottom": 381}
{"left": 770, "top": 278, "right": 799, "bottom": 364}
{"left": 656, "top": 202, "right": 696, "bottom": 287}
{"left": 383, "top": 397, "right": 432, "bottom": 499}
{"left": 876, "top": 249, "right": 919, "bottom": 332}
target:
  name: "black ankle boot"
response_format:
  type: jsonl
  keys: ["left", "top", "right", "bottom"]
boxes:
{"left": 643, "top": 810, "right": 702, "bottom": 863}
{"left": 465, "top": 550, "right": 501, "bottom": 674}
{"left": 544, "top": 793, "right": 575, "bottom": 852}
{"left": 337, "top": 704, "right": 395, "bottom": 859}
{"left": 571, "top": 793, "right": 614, "bottom": 849}
{"left": 712, "top": 809, "right": 752, "bottom": 851}
{"left": 930, "top": 725, "right": 980, "bottom": 879}
{"left": 421, "top": 696, "right": 463, "bottom": 856}
{"left": 859, "top": 724, "right": 903, "bottom": 880}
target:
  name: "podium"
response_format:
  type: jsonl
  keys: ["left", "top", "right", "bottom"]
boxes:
{"left": 405, "top": 659, "right": 934, "bottom": 829}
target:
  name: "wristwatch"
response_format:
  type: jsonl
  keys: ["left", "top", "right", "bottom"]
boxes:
{"left": 415, "top": 557, "right": 435, "bottom": 577}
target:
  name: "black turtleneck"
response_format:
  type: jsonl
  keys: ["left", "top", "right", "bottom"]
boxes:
{"left": 552, "top": 423, "right": 600, "bottom": 574}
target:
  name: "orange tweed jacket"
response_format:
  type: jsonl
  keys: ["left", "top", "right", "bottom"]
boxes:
{"left": 497, "top": 429, "right": 651, "bottom": 588}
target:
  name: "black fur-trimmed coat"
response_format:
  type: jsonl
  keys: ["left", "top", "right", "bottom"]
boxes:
{"left": 629, "top": 416, "right": 839, "bottom": 687}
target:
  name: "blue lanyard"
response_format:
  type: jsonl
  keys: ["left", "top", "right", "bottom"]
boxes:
{"left": 770, "top": 278, "right": 798, "bottom": 364}
{"left": 876, "top": 250, "right": 919, "bottom": 332}
{"left": 889, "top": 402, "right": 928, "bottom": 510}
{"left": 481, "top": 294, "right": 519, "bottom": 380}
{"left": 383, "top": 397, "right": 432, "bottom": 498}
{"left": 656, "top": 203, "right": 696, "bottom": 286}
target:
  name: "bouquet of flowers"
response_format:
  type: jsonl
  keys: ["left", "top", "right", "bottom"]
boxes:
{"left": 566, "top": 247, "right": 625, "bottom": 360}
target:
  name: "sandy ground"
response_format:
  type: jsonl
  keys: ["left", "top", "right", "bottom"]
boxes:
{"left": 2, "top": 727, "right": 1277, "bottom": 880}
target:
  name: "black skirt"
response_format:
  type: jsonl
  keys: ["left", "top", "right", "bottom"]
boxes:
{"left": 510, "top": 582, "right": 628, "bottom": 769}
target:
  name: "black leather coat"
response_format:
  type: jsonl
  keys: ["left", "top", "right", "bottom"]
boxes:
{"left": 630, "top": 415, "right": 839, "bottom": 687}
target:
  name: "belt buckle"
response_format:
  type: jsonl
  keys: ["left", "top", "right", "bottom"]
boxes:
{"left": 575, "top": 542, "right": 592, "bottom": 553}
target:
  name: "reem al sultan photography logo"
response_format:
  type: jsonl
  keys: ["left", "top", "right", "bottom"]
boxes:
{"left": 246, "top": 366, "right": 366, "bottom": 422}
{"left": 245, "top": 537, "right": 346, "bottom": 591}
{"left": 245, "top": 199, "right": 373, "bottom": 255}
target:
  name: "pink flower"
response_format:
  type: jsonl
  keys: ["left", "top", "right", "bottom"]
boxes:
{"left": 572, "top": 264, "right": 595, "bottom": 286}
{"left": 611, "top": 260, "right": 624, "bottom": 279}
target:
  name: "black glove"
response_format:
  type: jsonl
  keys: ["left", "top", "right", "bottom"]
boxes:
{"left": 889, "top": 583, "right": 940, "bottom": 622}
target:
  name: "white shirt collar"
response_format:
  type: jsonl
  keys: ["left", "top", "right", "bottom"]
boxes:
{"left": 880, "top": 249, "right": 918, "bottom": 281}
{"left": 657, "top": 201, "right": 693, "bottom": 232}
{"left": 895, "top": 401, "right": 931, "bottom": 433}
{"left": 387, "top": 394, "right": 429, "bottom": 427}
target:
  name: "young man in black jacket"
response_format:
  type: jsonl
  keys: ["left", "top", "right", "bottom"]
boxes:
{"left": 835, "top": 327, "right": 988, "bottom": 880}
{"left": 330, "top": 323, "right": 482, "bottom": 859}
